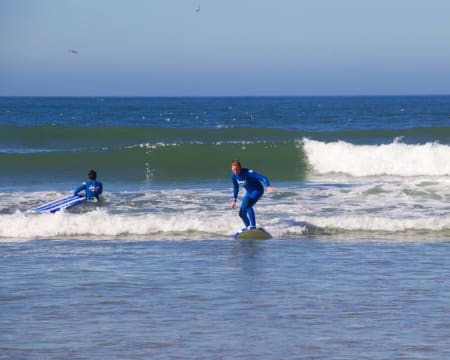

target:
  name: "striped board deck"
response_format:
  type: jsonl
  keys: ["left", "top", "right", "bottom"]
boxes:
{"left": 29, "top": 195, "right": 85, "bottom": 213}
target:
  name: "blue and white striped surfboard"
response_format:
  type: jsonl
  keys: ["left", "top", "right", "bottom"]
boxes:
{"left": 29, "top": 195, "right": 85, "bottom": 213}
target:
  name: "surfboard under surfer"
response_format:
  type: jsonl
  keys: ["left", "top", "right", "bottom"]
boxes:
{"left": 230, "top": 160, "right": 274, "bottom": 231}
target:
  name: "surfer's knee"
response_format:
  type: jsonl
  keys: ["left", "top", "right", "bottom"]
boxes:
{"left": 246, "top": 197, "right": 255, "bottom": 209}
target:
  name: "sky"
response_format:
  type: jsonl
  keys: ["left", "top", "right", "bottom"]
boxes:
{"left": 1, "top": 0, "right": 450, "bottom": 96}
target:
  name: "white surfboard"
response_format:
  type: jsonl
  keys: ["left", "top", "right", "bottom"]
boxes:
{"left": 29, "top": 195, "right": 85, "bottom": 213}
{"left": 233, "top": 227, "right": 272, "bottom": 240}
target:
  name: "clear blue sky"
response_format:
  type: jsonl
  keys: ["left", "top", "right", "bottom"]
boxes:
{"left": 1, "top": 0, "right": 449, "bottom": 96}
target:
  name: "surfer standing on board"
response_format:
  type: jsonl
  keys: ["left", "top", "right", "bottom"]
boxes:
{"left": 74, "top": 169, "right": 103, "bottom": 201}
{"left": 231, "top": 160, "right": 274, "bottom": 230}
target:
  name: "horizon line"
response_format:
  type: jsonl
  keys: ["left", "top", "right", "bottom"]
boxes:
{"left": 1, "top": 93, "right": 450, "bottom": 98}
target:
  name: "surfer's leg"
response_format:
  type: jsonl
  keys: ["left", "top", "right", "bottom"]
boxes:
{"left": 247, "top": 207, "right": 256, "bottom": 228}
{"left": 245, "top": 191, "right": 262, "bottom": 228}
{"left": 239, "top": 194, "right": 251, "bottom": 228}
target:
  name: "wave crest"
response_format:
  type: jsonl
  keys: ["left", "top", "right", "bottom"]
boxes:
{"left": 303, "top": 138, "right": 450, "bottom": 177}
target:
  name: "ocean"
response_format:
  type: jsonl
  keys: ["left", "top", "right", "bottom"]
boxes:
{"left": 1, "top": 96, "right": 450, "bottom": 359}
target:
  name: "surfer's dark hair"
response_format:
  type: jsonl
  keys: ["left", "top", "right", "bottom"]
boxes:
{"left": 88, "top": 170, "right": 97, "bottom": 180}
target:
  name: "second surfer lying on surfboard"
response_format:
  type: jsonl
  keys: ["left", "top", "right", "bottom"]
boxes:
{"left": 230, "top": 160, "right": 274, "bottom": 231}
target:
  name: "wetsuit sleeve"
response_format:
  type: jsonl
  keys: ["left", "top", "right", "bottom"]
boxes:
{"left": 231, "top": 174, "right": 239, "bottom": 200}
{"left": 74, "top": 182, "right": 86, "bottom": 196}
{"left": 248, "top": 170, "right": 271, "bottom": 187}
{"left": 98, "top": 182, "right": 103, "bottom": 195}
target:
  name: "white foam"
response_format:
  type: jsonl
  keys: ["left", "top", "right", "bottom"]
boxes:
{"left": 3, "top": 179, "right": 450, "bottom": 241}
{"left": 301, "top": 214, "right": 450, "bottom": 233}
{"left": 0, "top": 209, "right": 238, "bottom": 240}
{"left": 303, "top": 138, "right": 450, "bottom": 177}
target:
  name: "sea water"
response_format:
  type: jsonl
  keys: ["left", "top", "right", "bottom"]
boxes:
{"left": 1, "top": 96, "right": 450, "bottom": 359}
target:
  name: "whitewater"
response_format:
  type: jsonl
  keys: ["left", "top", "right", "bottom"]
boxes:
{"left": 304, "top": 138, "right": 450, "bottom": 177}
{"left": 3, "top": 137, "right": 450, "bottom": 240}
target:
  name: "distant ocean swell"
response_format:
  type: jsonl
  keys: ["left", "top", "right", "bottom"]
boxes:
{"left": 0, "top": 142, "right": 306, "bottom": 184}
{"left": 2, "top": 130, "right": 450, "bottom": 184}
{"left": 0, "top": 126, "right": 450, "bottom": 183}
{"left": 3, "top": 125, "right": 450, "bottom": 148}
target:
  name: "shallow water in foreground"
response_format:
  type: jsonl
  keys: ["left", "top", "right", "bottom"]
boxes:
{"left": 1, "top": 238, "right": 449, "bottom": 359}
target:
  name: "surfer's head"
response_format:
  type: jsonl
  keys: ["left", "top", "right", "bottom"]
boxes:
{"left": 88, "top": 170, "right": 97, "bottom": 180}
{"left": 231, "top": 160, "right": 241, "bottom": 175}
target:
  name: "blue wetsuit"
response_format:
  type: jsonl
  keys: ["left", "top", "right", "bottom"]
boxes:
{"left": 231, "top": 168, "right": 271, "bottom": 228}
{"left": 74, "top": 180, "right": 103, "bottom": 201}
